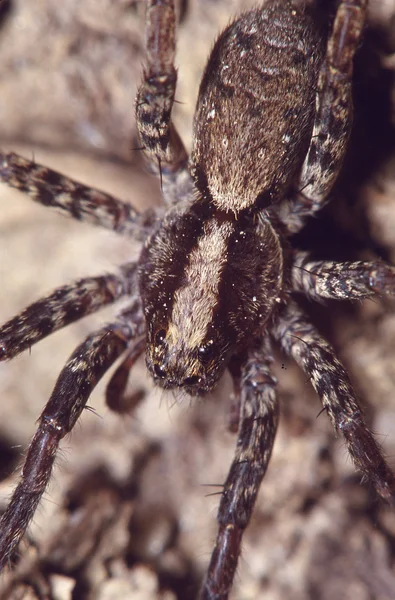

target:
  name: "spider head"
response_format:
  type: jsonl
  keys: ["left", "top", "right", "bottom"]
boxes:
{"left": 139, "top": 204, "right": 283, "bottom": 395}
{"left": 144, "top": 322, "right": 230, "bottom": 395}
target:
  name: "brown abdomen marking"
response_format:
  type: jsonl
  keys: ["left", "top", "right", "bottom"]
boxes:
{"left": 191, "top": 0, "right": 325, "bottom": 214}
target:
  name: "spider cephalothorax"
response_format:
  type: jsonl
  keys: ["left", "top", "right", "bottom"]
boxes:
{"left": 0, "top": 0, "right": 394, "bottom": 599}
{"left": 140, "top": 205, "right": 283, "bottom": 394}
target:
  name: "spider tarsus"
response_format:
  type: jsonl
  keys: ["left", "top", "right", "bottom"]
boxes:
{"left": 0, "top": 425, "right": 61, "bottom": 570}
{"left": 201, "top": 524, "right": 243, "bottom": 600}
{"left": 339, "top": 416, "right": 395, "bottom": 504}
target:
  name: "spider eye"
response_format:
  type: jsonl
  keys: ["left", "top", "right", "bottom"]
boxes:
{"left": 198, "top": 341, "right": 215, "bottom": 364}
{"left": 154, "top": 329, "right": 167, "bottom": 346}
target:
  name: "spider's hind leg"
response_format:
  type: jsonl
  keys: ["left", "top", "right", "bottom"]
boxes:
{"left": 0, "top": 302, "right": 145, "bottom": 571}
{"left": 285, "top": 0, "right": 368, "bottom": 233}
{"left": 136, "top": 0, "right": 193, "bottom": 205}
{"left": 273, "top": 301, "right": 395, "bottom": 504}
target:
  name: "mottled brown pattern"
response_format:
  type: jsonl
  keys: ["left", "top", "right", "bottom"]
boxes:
{"left": 191, "top": 2, "right": 324, "bottom": 213}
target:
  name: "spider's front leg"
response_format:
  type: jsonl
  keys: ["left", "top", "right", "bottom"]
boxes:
{"left": 201, "top": 341, "right": 279, "bottom": 600}
{"left": 0, "top": 303, "right": 145, "bottom": 570}
{"left": 0, "top": 263, "right": 138, "bottom": 360}
{"left": 273, "top": 301, "right": 395, "bottom": 504}
{"left": 286, "top": 0, "right": 367, "bottom": 233}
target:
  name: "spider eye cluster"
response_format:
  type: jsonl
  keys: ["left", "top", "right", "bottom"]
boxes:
{"left": 154, "top": 328, "right": 166, "bottom": 347}
{"left": 197, "top": 341, "right": 215, "bottom": 364}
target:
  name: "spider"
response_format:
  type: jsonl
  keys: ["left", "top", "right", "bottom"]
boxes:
{"left": 0, "top": 0, "right": 394, "bottom": 598}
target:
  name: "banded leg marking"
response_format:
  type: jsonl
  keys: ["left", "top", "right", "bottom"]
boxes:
{"left": 287, "top": 0, "right": 368, "bottom": 233}
{"left": 292, "top": 253, "right": 395, "bottom": 301}
{"left": 136, "top": 0, "right": 192, "bottom": 205}
{"left": 0, "top": 303, "right": 145, "bottom": 570}
{"left": 0, "top": 153, "right": 148, "bottom": 238}
{"left": 201, "top": 342, "right": 279, "bottom": 600}
{"left": 274, "top": 301, "right": 395, "bottom": 504}
{"left": 0, "top": 263, "right": 138, "bottom": 360}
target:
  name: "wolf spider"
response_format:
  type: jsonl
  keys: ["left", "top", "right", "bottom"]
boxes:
{"left": 0, "top": 0, "right": 394, "bottom": 598}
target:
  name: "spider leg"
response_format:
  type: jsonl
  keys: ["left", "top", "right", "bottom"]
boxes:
{"left": 0, "top": 302, "right": 144, "bottom": 570}
{"left": 105, "top": 337, "right": 145, "bottom": 413}
{"left": 227, "top": 354, "right": 245, "bottom": 434}
{"left": 136, "top": 0, "right": 193, "bottom": 206}
{"left": 0, "top": 152, "right": 151, "bottom": 237}
{"left": 284, "top": 0, "right": 367, "bottom": 233}
{"left": 0, "top": 262, "right": 138, "bottom": 360}
{"left": 292, "top": 253, "right": 395, "bottom": 301}
{"left": 201, "top": 341, "right": 279, "bottom": 600}
{"left": 273, "top": 300, "right": 395, "bottom": 504}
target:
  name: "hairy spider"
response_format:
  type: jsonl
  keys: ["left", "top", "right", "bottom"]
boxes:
{"left": 0, "top": 0, "right": 394, "bottom": 598}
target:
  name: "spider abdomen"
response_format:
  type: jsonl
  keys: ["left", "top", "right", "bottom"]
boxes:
{"left": 191, "top": 0, "right": 325, "bottom": 214}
